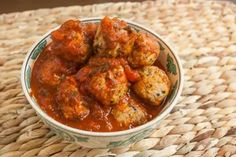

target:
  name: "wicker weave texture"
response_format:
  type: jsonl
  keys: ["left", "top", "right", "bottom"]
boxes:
{"left": 0, "top": 0, "right": 236, "bottom": 156}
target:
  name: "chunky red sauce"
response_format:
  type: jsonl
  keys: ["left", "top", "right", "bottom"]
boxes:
{"left": 30, "top": 17, "right": 169, "bottom": 132}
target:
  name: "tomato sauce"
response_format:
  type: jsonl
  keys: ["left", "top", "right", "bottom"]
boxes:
{"left": 30, "top": 19, "right": 166, "bottom": 132}
{"left": 31, "top": 47, "right": 164, "bottom": 132}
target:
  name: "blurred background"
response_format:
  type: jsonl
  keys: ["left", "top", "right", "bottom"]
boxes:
{"left": 2, "top": 0, "right": 235, "bottom": 14}
{"left": 1, "top": 0, "right": 143, "bottom": 14}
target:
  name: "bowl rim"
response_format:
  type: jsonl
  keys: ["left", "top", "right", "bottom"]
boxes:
{"left": 21, "top": 17, "right": 184, "bottom": 137}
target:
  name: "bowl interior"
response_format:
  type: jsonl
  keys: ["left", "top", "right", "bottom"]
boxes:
{"left": 22, "top": 18, "right": 182, "bottom": 136}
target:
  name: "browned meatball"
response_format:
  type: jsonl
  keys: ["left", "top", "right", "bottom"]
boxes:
{"left": 93, "top": 16, "right": 137, "bottom": 57}
{"left": 56, "top": 76, "right": 90, "bottom": 120}
{"left": 37, "top": 56, "right": 77, "bottom": 87}
{"left": 51, "top": 20, "right": 91, "bottom": 64}
{"left": 112, "top": 96, "right": 148, "bottom": 127}
{"left": 133, "top": 66, "right": 170, "bottom": 106}
{"left": 88, "top": 57, "right": 141, "bottom": 82}
{"left": 128, "top": 33, "right": 160, "bottom": 68}
{"left": 83, "top": 23, "right": 98, "bottom": 43}
{"left": 76, "top": 57, "right": 129, "bottom": 106}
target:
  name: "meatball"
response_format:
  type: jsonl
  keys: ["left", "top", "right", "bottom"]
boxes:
{"left": 83, "top": 23, "right": 98, "bottom": 43}
{"left": 133, "top": 66, "right": 170, "bottom": 106}
{"left": 88, "top": 56, "right": 123, "bottom": 67}
{"left": 93, "top": 16, "right": 137, "bottom": 57}
{"left": 37, "top": 56, "right": 76, "bottom": 87}
{"left": 90, "top": 103, "right": 110, "bottom": 120}
{"left": 112, "top": 96, "right": 148, "bottom": 127}
{"left": 76, "top": 57, "right": 129, "bottom": 106}
{"left": 56, "top": 76, "right": 90, "bottom": 120}
{"left": 88, "top": 57, "right": 141, "bottom": 82}
{"left": 87, "top": 70, "right": 127, "bottom": 106}
{"left": 128, "top": 33, "right": 160, "bottom": 68}
{"left": 51, "top": 20, "right": 91, "bottom": 64}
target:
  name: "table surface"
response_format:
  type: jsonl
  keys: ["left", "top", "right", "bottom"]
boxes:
{"left": 0, "top": 0, "right": 236, "bottom": 156}
{"left": 1, "top": 0, "right": 143, "bottom": 14}
{"left": 1, "top": 0, "right": 235, "bottom": 14}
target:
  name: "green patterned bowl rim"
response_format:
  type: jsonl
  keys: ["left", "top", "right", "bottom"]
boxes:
{"left": 21, "top": 17, "right": 184, "bottom": 137}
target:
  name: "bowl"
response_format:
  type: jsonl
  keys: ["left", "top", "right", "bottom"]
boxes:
{"left": 21, "top": 17, "right": 183, "bottom": 148}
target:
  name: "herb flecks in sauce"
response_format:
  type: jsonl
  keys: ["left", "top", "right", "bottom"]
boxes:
{"left": 31, "top": 17, "right": 170, "bottom": 132}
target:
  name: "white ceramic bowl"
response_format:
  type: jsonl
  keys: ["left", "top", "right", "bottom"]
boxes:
{"left": 21, "top": 18, "right": 183, "bottom": 148}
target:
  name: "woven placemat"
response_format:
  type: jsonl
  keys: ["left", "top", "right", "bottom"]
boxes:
{"left": 0, "top": 0, "right": 236, "bottom": 156}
